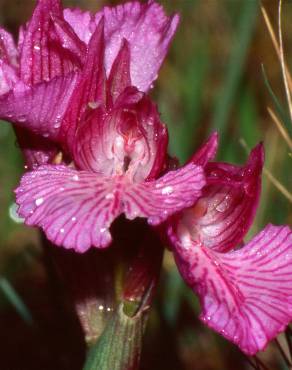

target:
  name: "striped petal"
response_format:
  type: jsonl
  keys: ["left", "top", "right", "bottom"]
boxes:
{"left": 124, "top": 163, "right": 206, "bottom": 225}
{"left": 74, "top": 87, "right": 168, "bottom": 182}
{"left": 173, "top": 144, "right": 264, "bottom": 252}
{"left": 15, "top": 165, "right": 123, "bottom": 252}
{"left": 15, "top": 162, "right": 205, "bottom": 252}
{"left": 59, "top": 18, "right": 106, "bottom": 150}
{"left": 172, "top": 224, "right": 292, "bottom": 355}
{"left": 0, "top": 72, "right": 78, "bottom": 140}
{"left": 19, "top": 0, "right": 80, "bottom": 85}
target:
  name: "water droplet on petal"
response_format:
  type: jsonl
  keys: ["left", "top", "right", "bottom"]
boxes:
{"left": 35, "top": 197, "right": 44, "bottom": 206}
{"left": 161, "top": 185, "right": 173, "bottom": 195}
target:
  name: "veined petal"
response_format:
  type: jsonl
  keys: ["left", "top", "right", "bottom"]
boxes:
{"left": 174, "top": 144, "right": 264, "bottom": 252}
{"left": 0, "top": 27, "right": 18, "bottom": 67}
{"left": 172, "top": 224, "right": 292, "bottom": 355}
{"left": 124, "top": 163, "right": 206, "bottom": 225}
{"left": 15, "top": 165, "right": 123, "bottom": 252}
{"left": 59, "top": 18, "right": 106, "bottom": 150}
{"left": 19, "top": 0, "right": 80, "bottom": 85}
{"left": 0, "top": 72, "right": 78, "bottom": 139}
{"left": 15, "top": 162, "right": 204, "bottom": 252}
{"left": 190, "top": 132, "right": 219, "bottom": 167}
{"left": 74, "top": 88, "right": 168, "bottom": 182}
{"left": 101, "top": 0, "right": 179, "bottom": 92}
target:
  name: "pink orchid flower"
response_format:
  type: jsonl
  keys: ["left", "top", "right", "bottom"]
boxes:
{"left": 0, "top": 0, "right": 205, "bottom": 252}
{"left": 0, "top": 0, "right": 179, "bottom": 168}
{"left": 167, "top": 133, "right": 292, "bottom": 355}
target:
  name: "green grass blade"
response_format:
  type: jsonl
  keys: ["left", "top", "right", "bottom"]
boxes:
{"left": 0, "top": 277, "right": 33, "bottom": 324}
{"left": 211, "top": 0, "right": 259, "bottom": 135}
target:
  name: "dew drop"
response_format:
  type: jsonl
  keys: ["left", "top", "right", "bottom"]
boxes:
{"left": 35, "top": 197, "right": 44, "bottom": 206}
{"left": 98, "top": 305, "right": 104, "bottom": 311}
{"left": 100, "top": 227, "right": 106, "bottom": 233}
{"left": 161, "top": 185, "right": 173, "bottom": 195}
{"left": 72, "top": 174, "right": 79, "bottom": 181}
{"left": 60, "top": 228, "right": 65, "bottom": 233}
{"left": 33, "top": 45, "right": 40, "bottom": 51}
{"left": 71, "top": 216, "right": 76, "bottom": 222}
{"left": 105, "top": 193, "right": 114, "bottom": 200}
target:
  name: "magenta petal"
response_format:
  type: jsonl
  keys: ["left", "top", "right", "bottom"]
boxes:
{"left": 14, "top": 127, "right": 58, "bottom": 169}
{"left": 102, "top": 1, "right": 179, "bottom": 92}
{"left": 174, "top": 144, "right": 264, "bottom": 252}
{"left": 60, "top": 18, "right": 106, "bottom": 150}
{"left": 19, "top": 0, "right": 79, "bottom": 85}
{"left": 0, "top": 72, "right": 78, "bottom": 139}
{"left": 15, "top": 165, "right": 123, "bottom": 252}
{"left": 124, "top": 163, "right": 206, "bottom": 225}
{"left": 190, "top": 132, "right": 219, "bottom": 167}
{"left": 108, "top": 40, "right": 131, "bottom": 103}
{"left": 173, "top": 224, "right": 292, "bottom": 355}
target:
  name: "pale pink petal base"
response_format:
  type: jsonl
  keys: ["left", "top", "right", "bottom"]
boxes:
{"left": 173, "top": 225, "right": 292, "bottom": 355}
{"left": 15, "top": 163, "right": 205, "bottom": 252}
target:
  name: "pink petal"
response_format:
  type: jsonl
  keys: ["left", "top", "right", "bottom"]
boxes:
{"left": 0, "top": 27, "right": 18, "bottom": 67}
{"left": 172, "top": 144, "right": 264, "bottom": 252}
{"left": 0, "top": 60, "right": 18, "bottom": 95}
{"left": 190, "top": 132, "right": 219, "bottom": 167}
{"left": 15, "top": 165, "right": 122, "bottom": 252}
{"left": 51, "top": 14, "right": 87, "bottom": 63}
{"left": 65, "top": 2, "right": 179, "bottom": 91}
{"left": 74, "top": 88, "right": 168, "bottom": 182}
{"left": 101, "top": 1, "right": 179, "bottom": 92}
{"left": 19, "top": 0, "right": 80, "bottom": 85}
{"left": 108, "top": 39, "right": 131, "bottom": 104}
{"left": 63, "top": 8, "right": 97, "bottom": 44}
{"left": 173, "top": 224, "right": 292, "bottom": 355}
{"left": 59, "top": 18, "right": 106, "bottom": 150}
{"left": 125, "top": 162, "right": 206, "bottom": 225}
{"left": 15, "top": 162, "right": 204, "bottom": 251}
{"left": 0, "top": 72, "right": 78, "bottom": 139}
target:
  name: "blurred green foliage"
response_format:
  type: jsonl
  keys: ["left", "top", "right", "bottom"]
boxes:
{"left": 0, "top": 0, "right": 291, "bottom": 369}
